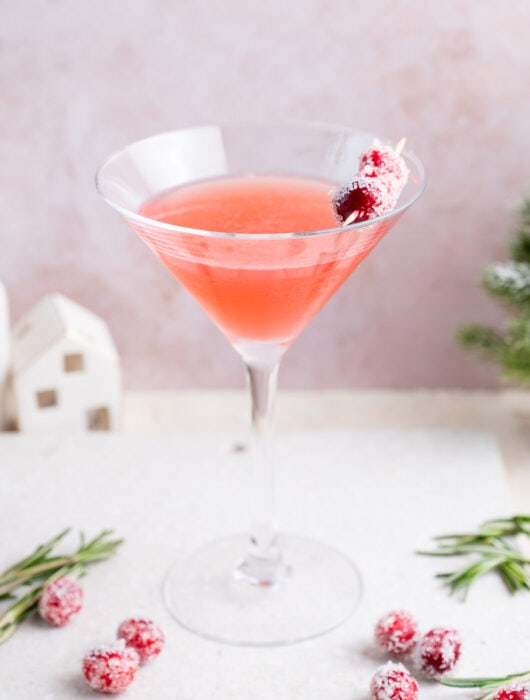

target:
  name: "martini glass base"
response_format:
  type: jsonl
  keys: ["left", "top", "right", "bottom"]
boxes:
{"left": 163, "top": 534, "right": 362, "bottom": 646}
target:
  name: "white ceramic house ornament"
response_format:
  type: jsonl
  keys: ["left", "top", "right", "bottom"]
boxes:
{"left": 11, "top": 293, "right": 121, "bottom": 433}
{"left": 0, "top": 281, "right": 10, "bottom": 429}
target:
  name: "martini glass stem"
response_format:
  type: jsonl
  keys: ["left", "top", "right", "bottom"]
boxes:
{"left": 236, "top": 345, "right": 288, "bottom": 587}
{"left": 247, "top": 358, "right": 278, "bottom": 553}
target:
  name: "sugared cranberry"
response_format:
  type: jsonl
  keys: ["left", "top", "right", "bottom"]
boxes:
{"left": 375, "top": 610, "right": 419, "bottom": 655}
{"left": 359, "top": 141, "right": 409, "bottom": 197}
{"left": 38, "top": 576, "right": 83, "bottom": 627}
{"left": 332, "top": 176, "right": 392, "bottom": 224}
{"left": 371, "top": 662, "right": 419, "bottom": 700}
{"left": 492, "top": 686, "right": 530, "bottom": 700}
{"left": 417, "top": 627, "right": 462, "bottom": 677}
{"left": 82, "top": 645, "right": 139, "bottom": 694}
{"left": 117, "top": 618, "right": 165, "bottom": 663}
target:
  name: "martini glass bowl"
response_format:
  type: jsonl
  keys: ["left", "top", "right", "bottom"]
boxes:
{"left": 96, "top": 122, "right": 425, "bottom": 646}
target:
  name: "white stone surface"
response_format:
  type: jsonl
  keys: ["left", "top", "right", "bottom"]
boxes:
{"left": 1, "top": 430, "right": 529, "bottom": 698}
{"left": 119, "top": 389, "right": 530, "bottom": 511}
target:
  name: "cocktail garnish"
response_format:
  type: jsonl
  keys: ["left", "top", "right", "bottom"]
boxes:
{"left": 0, "top": 528, "right": 123, "bottom": 645}
{"left": 332, "top": 177, "right": 392, "bottom": 225}
{"left": 417, "top": 514, "right": 530, "bottom": 599}
{"left": 360, "top": 140, "right": 410, "bottom": 198}
{"left": 332, "top": 138, "right": 409, "bottom": 225}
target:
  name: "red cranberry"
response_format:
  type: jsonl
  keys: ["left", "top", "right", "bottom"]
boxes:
{"left": 38, "top": 576, "right": 83, "bottom": 627}
{"left": 374, "top": 610, "right": 419, "bottom": 655}
{"left": 82, "top": 644, "right": 139, "bottom": 694}
{"left": 417, "top": 627, "right": 462, "bottom": 677}
{"left": 371, "top": 662, "right": 419, "bottom": 700}
{"left": 117, "top": 618, "right": 165, "bottom": 663}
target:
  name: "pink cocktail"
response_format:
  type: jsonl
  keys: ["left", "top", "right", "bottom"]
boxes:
{"left": 139, "top": 175, "right": 393, "bottom": 346}
{"left": 97, "top": 123, "right": 424, "bottom": 646}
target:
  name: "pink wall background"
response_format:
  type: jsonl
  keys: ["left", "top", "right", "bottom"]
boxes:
{"left": 2, "top": 1, "right": 529, "bottom": 389}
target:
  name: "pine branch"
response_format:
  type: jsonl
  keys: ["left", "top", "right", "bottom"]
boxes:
{"left": 482, "top": 262, "right": 530, "bottom": 309}
{"left": 456, "top": 191, "right": 530, "bottom": 383}
{"left": 0, "top": 528, "right": 70, "bottom": 580}
{"left": 456, "top": 325, "right": 506, "bottom": 358}
{"left": 439, "top": 669, "right": 530, "bottom": 699}
{"left": 500, "top": 319, "right": 530, "bottom": 383}
{"left": 510, "top": 195, "right": 530, "bottom": 263}
{"left": 0, "top": 529, "right": 123, "bottom": 644}
{"left": 457, "top": 319, "right": 530, "bottom": 384}
{"left": 511, "top": 232, "right": 530, "bottom": 264}
{"left": 417, "top": 515, "right": 530, "bottom": 598}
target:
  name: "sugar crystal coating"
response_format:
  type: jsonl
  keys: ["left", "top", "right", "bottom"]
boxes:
{"left": 359, "top": 141, "right": 409, "bottom": 197}
{"left": 332, "top": 176, "right": 393, "bottom": 224}
{"left": 82, "top": 645, "right": 139, "bottom": 694}
{"left": 331, "top": 139, "right": 410, "bottom": 224}
{"left": 374, "top": 610, "right": 419, "bottom": 655}
{"left": 492, "top": 686, "right": 530, "bottom": 700}
{"left": 117, "top": 618, "right": 165, "bottom": 663}
{"left": 38, "top": 576, "right": 83, "bottom": 627}
{"left": 417, "top": 627, "right": 462, "bottom": 677}
{"left": 371, "top": 661, "right": 419, "bottom": 700}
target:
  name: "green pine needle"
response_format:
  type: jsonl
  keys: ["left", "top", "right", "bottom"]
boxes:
{"left": 456, "top": 325, "right": 506, "bottom": 357}
{"left": 439, "top": 669, "right": 530, "bottom": 699}
{"left": 457, "top": 190, "right": 530, "bottom": 382}
{"left": 0, "top": 529, "right": 123, "bottom": 644}
{"left": 482, "top": 262, "right": 530, "bottom": 307}
{"left": 418, "top": 515, "right": 530, "bottom": 599}
{"left": 511, "top": 232, "right": 530, "bottom": 264}
{"left": 510, "top": 196, "right": 530, "bottom": 263}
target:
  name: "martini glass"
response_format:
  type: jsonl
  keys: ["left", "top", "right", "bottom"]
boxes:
{"left": 96, "top": 122, "right": 424, "bottom": 646}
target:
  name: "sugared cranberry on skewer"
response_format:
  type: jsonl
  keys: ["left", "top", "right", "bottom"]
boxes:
{"left": 332, "top": 176, "right": 392, "bottom": 225}
{"left": 331, "top": 138, "right": 409, "bottom": 225}
{"left": 360, "top": 138, "right": 409, "bottom": 198}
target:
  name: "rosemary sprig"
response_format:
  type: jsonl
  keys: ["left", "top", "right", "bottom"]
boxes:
{"left": 439, "top": 669, "right": 530, "bottom": 699}
{"left": 0, "top": 529, "right": 123, "bottom": 644}
{"left": 417, "top": 515, "right": 530, "bottom": 599}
